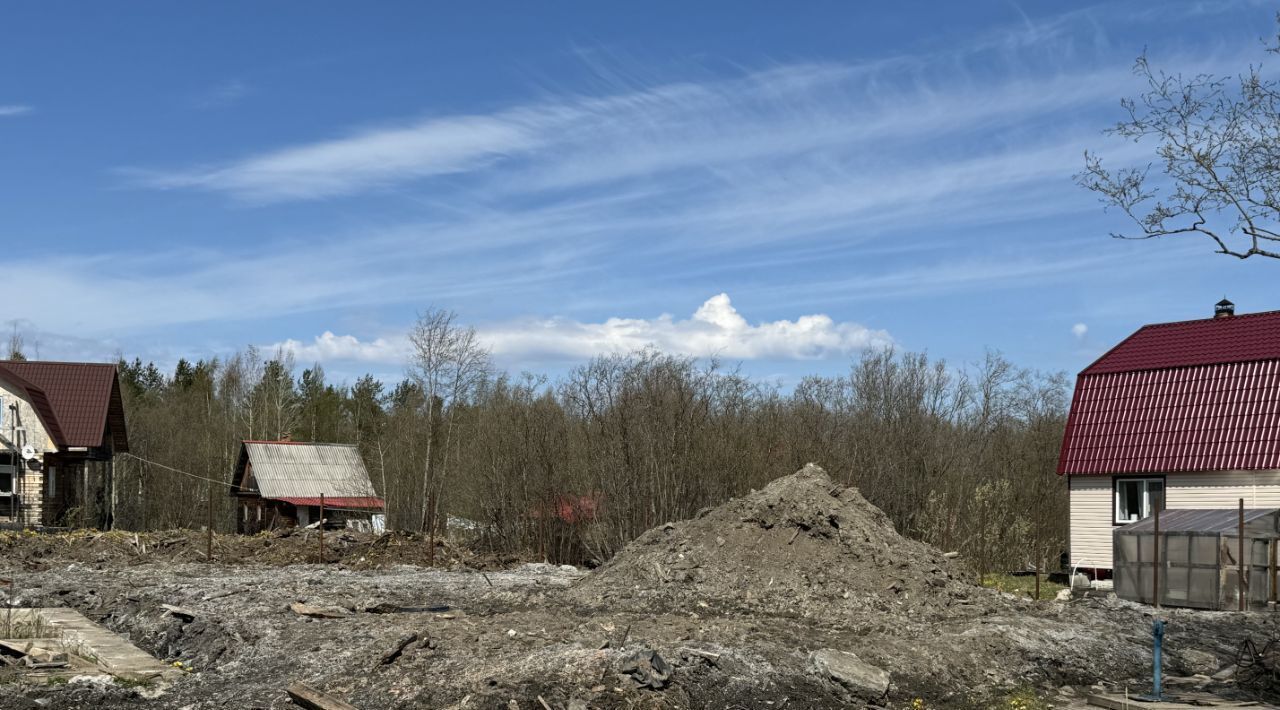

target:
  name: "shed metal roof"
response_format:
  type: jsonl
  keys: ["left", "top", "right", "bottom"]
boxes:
{"left": 232, "top": 441, "right": 379, "bottom": 502}
{"left": 1058, "top": 310, "right": 1280, "bottom": 476}
{"left": 1117, "top": 508, "right": 1280, "bottom": 535}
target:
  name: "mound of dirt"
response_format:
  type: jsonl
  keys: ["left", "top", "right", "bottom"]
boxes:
{"left": 575, "top": 463, "right": 1001, "bottom": 622}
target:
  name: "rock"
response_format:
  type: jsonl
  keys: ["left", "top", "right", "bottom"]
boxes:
{"left": 1173, "top": 648, "right": 1218, "bottom": 676}
{"left": 1055, "top": 588, "right": 1072, "bottom": 602}
{"left": 808, "top": 648, "right": 890, "bottom": 700}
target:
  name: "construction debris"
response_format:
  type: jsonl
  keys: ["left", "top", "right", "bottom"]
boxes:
{"left": 619, "top": 648, "right": 672, "bottom": 690}
{"left": 289, "top": 602, "right": 350, "bottom": 619}
{"left": 378, "top": 633, "right": 418, "bottom": 666}
{"left": 1, "top": 465, "right": 1278, "bottom": 709}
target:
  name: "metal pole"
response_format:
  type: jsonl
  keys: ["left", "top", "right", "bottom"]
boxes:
{"left": 1152, "top": 618, "right": 1165, "bottom": 700}
{"left": 1240, "top": 498, "right": 1247, "bottom": 612}
{"left": 1153, "top": 502, "right": 1160, "bottom": 609}
{"left": 318, "top": 493, "right": 325, "bottom": 564}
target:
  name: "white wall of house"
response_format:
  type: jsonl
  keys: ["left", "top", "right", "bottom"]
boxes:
{"left": 0, "top": 380, "right": 56, "bottom": 454}
{"left": 0, "top": 381, "right": 57, "bottom": 525}
{"left": 1069, "top": 470, "right": 1280, "bottom": 570}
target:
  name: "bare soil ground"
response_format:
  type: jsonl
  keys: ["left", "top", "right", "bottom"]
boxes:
{"left": 1, "top": 465, "right": 1277, "bottom": 709}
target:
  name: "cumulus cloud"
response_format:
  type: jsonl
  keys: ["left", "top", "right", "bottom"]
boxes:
{"left": 1072, "top": 323, "right": 1088, "bottom": 339}
{"left": 482, "top": 294, "right": 892, "bottom": 361}
{"left": 269, "top": 295, "right": 891, "bottom": 366}
{"left": 274, "top": 331, "right": 408, "bottom": 364}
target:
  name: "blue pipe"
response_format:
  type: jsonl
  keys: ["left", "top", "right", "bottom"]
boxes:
{"left": 1152, "top": 618, "right": 1165, "bottom": 700}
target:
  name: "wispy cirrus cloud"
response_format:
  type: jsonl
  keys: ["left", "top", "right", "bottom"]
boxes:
{"left": 0, "top": 105, "right": 33, "bottom": 117}
{"left": 190, "top": 79, "right": 251, "bottom": 109}
{"left": 124, "top": 33, "right": 1171, "bottom": 205}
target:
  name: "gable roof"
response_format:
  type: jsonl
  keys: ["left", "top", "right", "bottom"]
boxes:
{"left": 231, "top": 441, "right": 382, "bottom": 507}
{"left": 0, "top": 365, "right": 67, "bottom": 447}
{"left": 0, "top": 360, "right": 127, "bottom": 452}
{"left": 1059, "top": 311, "right": 1280, "bottom": 476}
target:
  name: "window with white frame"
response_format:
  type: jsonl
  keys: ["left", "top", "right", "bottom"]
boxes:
{"left": 1115, "top": 477, "right": 1164, "bottom": 524}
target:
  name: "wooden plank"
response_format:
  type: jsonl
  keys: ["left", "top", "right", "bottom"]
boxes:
{"left": 286, "top": 682, "right": 360, "bottom": 710}
{"left": 1086, "top": 693, "right": 1260, "bottom": 709}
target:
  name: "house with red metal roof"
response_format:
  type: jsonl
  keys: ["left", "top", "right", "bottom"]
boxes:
{"left": 229, "top": 438, "right": 384, "bottom": 532}
{"left": 1058, "top": 300, "right": 1280, "bottom": 572}
{"left": 0, "top": 360, "right": 129, "bottom": 528}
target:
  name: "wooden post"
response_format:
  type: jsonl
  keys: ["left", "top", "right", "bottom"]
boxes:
{"left": 318, "top": 494, "right": 325, "bottom": 564}
{"left": 1271, "top": 539, "right": 1278, "bottom": 605}
{"left": 1153, "top": 502, "right": 1161, "bottom": 609}
{"left": 1035, "top": 556, "right": 1041, "bottom": 601}
{"left": 1240, "top": 498, "right": 1247, "bottom": 612}
{"left": 206, "top": 485, "right": 214, "bottom": 563}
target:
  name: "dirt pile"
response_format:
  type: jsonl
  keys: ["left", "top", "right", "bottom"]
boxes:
{"left": 576, "top": 463, "right": 992, "bottom": 622}
{"left": 0, "top": 528, "right": 507, "bottom": 571}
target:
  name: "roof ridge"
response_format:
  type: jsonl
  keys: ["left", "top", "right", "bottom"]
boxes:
{"left": 0, "top": 360, "right": 117, "bottom": 367}
{"left": 1137, "top": 308, "right": 1280, "bottom": 330}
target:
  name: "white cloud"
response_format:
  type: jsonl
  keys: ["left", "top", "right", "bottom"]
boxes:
{"left": 482, "top": 294, "right": 891, "bottom": 361}
{"left": 0, "top": 105, "right": 32, "bottom": 117}
{"left": 1072, "top": 323, "right": 1088, "bottom": 339}
{"left": 267, "top": 295, "right": 892, "bottom": 366}
{"left": 274, "top": 331, "right": 408, "bottom": 364}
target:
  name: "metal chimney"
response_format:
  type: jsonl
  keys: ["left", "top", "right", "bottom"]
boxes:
{"left": 1214, "top": 298, "right": 1235, "bottom": 319}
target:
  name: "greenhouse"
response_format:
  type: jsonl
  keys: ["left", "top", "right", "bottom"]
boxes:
{"left": 1113, "top": 508, "right": 1280, "bottom": 610}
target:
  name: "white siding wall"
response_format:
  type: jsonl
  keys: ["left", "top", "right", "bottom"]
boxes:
{"left": 1070, "top": 470, "right": 1280, "bottom": 569}
{"left": 1069, "top": 476, "right": 1114, "bottom": 569}
{"left": 1165, "top": 470, "right": 1280, "bottom": 509}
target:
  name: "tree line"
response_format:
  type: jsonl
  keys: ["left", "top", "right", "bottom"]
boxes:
{"left": 105, "top": 310, "right": 1070, "bottom": 574}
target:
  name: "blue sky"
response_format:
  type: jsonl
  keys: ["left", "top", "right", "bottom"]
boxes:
{"left": 2, "top": 1, "right": 1278, "bottom": 385}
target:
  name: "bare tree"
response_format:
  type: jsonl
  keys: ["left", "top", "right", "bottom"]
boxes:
{"left": 6, "top": 324, "right": 26, "bottom": 361}
{"left": 407, "top": 309, "right": 492, "bottom": 537}
{"left": 1079, "top": 27, "right": 1280, "bottom": 260}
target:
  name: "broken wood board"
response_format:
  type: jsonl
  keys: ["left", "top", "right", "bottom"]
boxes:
{"left": 160, "top": 603, "right": 197, "bottom": 621}
{"left": 287, "top": 682, "right": 361, "bottom": 710}
{"left": 290, "top": 602, "right": 350, "bottom": 619}
{"left": 1086, "top": 692, "right": 1265, "bottom": 708}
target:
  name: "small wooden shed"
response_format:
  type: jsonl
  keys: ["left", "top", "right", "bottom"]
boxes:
{"left": 229, "top": 440, "right": 383, "bottom": 533}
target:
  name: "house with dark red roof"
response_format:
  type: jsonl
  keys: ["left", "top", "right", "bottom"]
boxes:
{"left": 1058, "top": 300, "right": 1280, "bottom": 571}
{"left": 0, "top": 360, "right": 129, "bottom": 527}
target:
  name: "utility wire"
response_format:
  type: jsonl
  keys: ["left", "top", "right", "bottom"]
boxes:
{"left": 115, "top": 452, "right": 383, "bottom": 515}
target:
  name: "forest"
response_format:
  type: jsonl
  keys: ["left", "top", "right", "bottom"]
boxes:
{"left": 86, "top": 310, "right": 1069, "bottom": 574}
